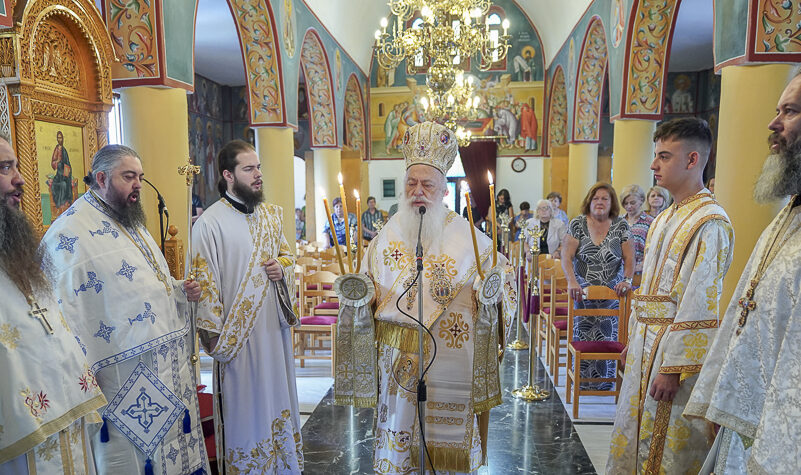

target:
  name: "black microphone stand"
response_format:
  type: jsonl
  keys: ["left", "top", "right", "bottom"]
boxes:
{"left": 143, "top": 178, "right": 169, "bottom": 251}
{"left": 415, "top": 205, "right": 427, "bottom": 475}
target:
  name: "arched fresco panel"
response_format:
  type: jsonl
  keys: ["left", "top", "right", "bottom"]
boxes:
{"left": 343, "top": 74, "right": 365, "bottom": 156}
{"left": 300, "top": 30, "right": 337, "bottom": 147}
{"left": 548, "top": 67, "right": 568, "bottom": 150}
{"left": 573, "top": 17, "right": 608, "bottom": 142}
{"left": 621, "top": 0, "right": 681, "bottom": 117}
{"left": 229, "top": 0, "right": 285, "bottom": 125}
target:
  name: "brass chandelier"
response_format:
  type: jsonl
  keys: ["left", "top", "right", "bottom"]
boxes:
{"left": 419, "top": 71, "right": 480, "bottom": 128}
{"left": 374, "top": 0, "right": 512, "bottom": 96}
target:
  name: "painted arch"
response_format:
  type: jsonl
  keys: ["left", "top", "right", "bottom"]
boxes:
{"left": 229, "top": 0, "right": 286, "bottom": 125}
{"left": 300, "top": 29, "right": 337, "bottom": 147}
{"left": 572, "top": 17, "right": 608, "bottom": 143}
{"left": 548, "top": 66, "right": 568, "bottom": 151}
{"left": 343, "top": 74, "right": 366, "bottom": 157}
{"left": 620, "top": 0, "right": 682, "bottom": 117}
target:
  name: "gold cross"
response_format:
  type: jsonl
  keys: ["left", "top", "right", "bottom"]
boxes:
{"left": 177, "top": 158, "right": 201, "bottom": 187}
{"left": 28, "top": 297, "right": 53, "bottom": 334}
{"left": 737, "top": 281, "right": 758, "bottom": 330}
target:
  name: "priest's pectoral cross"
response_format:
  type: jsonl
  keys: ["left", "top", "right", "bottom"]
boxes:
{"left": 28, "top": 297, "right": 54, "bottom": 334}
{"left": 736, "top": 280, "right": 758, "bottom": 333}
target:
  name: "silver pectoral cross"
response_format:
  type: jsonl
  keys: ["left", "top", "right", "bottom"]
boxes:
{"left": 28, "top": 297, "right": 54, "bottom": 334}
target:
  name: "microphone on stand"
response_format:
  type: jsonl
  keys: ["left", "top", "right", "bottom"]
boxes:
{"left": 143, "top": 178, "right": 169, "bottom": 250}
{"left": 415, "top": 205, "right": 426, "bottom": 271}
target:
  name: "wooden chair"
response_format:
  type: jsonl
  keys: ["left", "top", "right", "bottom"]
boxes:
{"left": 615, "top": 292, "right": 633, "bottom": 403}
{"left": 320, "top": 262, "right": 343, "bottom": 275}
{"left": 294, "top": 271, "right": 338, "bottom": 376}
{"left": 565, "top": 286, "right": 627, "bottom": 418}
{"left": 532, "top": 255, "right": 556, "bottom": 356}
{"left": 545, "top": 266, "right": 570, "bottom": 386}
{"left": 297, "top": 257, "right": 321, "bottom": 273}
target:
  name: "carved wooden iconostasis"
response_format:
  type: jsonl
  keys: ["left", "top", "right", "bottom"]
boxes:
{"left": 5, "top": 0, "right": 115, "bottom": 232}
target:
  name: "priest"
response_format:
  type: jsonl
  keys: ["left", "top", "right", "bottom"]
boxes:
{"left": 41, "top": 145, "right": 209, "bottom": 474}
{"left": 0, "top": 133, "right": 106, "bottom": 473}
{"left": 191, "top": 139, "right": 303, "bottom": 473}
{"left": 684, "top": 71, "right": 801, "bottom": 473}
{"left": 334, "top": 122, "right": 517, "bottom": 474}
{"left": 607, "top": 118, "right": 734, "bottom": 474}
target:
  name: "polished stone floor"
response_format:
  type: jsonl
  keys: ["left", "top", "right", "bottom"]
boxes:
{"left": 301, "top": 344, "right": 597, "bottom": 474}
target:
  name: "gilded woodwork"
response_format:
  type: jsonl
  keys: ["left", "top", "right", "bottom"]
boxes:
{"left": 573, "top": 18, "right": 608, "bottom": 142}
{"left": 11, "top": 0, "right": 115, "bottom": 233}
{"left": 164, "top": 225, "right": 184, "bottom": 279}
{"left": 622, "top": 0, "right": 680, "bottom": 116}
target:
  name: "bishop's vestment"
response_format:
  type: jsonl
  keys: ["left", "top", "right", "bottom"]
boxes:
{"left": 41, "top": 192, "right": 209, "bottom": 475}
{"left": 685, "top": 198, "right": 801, "bottom": 474}
{"left": 192, "top": 198, "right": 303, "bottom": 474}
{"left": 607, "top": 191, "right": 733, "bottom": 474}
{"left": 335, "top": 211, "right": 516, "bottom": 474}
{"left": 0, "top": 269, "right": 106, "bottom": 474}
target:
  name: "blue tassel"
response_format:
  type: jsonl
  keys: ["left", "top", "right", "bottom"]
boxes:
{"left": 100, "top": 417, "right": 109, "bottom": 443}
{"left": 144, "top": 458, "right": 154, "bottom": 475}
{"left": 183, "top": 408, "right": 191, "bottom": 434}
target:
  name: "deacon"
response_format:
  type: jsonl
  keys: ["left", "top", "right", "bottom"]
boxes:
{"left": 606, "top": 118, "right": 734, "bottom": 474}
{"left": 0, "top": 133, "right": 106, "bottom": 473}
{"left": 191, "top": 139, "right": 303, "bottom": 473}
{"left": 41, "top": 145, "right": 209, "bottom": 474}
{"left": 684, "top": 70, "right": 801, "bottom": 473}
{"left": 334, "top": 122, "right": 516, "bottom": 474}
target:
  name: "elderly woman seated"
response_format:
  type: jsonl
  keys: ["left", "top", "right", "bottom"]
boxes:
{"left": 523, "top": 199, "right": 567, "bottom": 258}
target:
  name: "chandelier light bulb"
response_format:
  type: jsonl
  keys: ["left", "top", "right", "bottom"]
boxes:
{"left": 374, "top": 30, "right": 381, "bottom": 40}
{"left": 420, "top": 96, "right": 429, "bottom": 110}
{"left": 421, "top": 5, "right": 432, "bottom": 19}
{"left": 380, "top": 17, "right": 388, "bottom": 28}
{"left": 471, "top": 7, "right": 481, "bottom": 18}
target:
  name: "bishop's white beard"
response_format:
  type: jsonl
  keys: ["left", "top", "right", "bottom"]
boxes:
{"left": 395, "top": 193, "right": 448, "bottom": 253}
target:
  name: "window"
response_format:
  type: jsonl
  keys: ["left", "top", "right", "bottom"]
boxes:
{"left": 108, "top": 94, "right": 123, "bottom": 145}
{"left": 382, "top": 178, "right": 396, "bottom": 198}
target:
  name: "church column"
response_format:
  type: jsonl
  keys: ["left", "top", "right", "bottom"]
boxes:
{"left": 312, "top": 148, "right": 342, "bottom": 244}
{"left": 716, "top": 64, "right": 790, "bottom": 306}
{"left": 254, "top": 127, "right": 295, "bottom": 245}
{"left": 611, "top": 119, "right": 656, "bottom": 192}
{"left": 541, "top": 157, "right": 552, "bottom": 195}
{"left": 566, "top": 143, "right": 598, "bottom": 218}
{"left": 118, "top": 87, "right": 190, "bottom": 249}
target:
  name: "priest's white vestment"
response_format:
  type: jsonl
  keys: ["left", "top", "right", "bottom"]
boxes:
{"left": 607, "top": 191, "right": 733, "bottom": 474}
{"left": 0, "top": 269, "right": 106, "bottom": 474}
{"left": 336, "top": 211, "right": 516, "bottom": 474}
{"left": 192, "top": 198, "right": 303, "bottom": 474}
{"left": 685, "top": 198, "right": 801, "bottom": 474}
{"left": 41, "top": 192, "right": 209, "bottom": 475}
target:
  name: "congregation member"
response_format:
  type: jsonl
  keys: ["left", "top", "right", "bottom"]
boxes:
{"left": 620, "top": 184, "right": 654, "bottom": 274}
{"left": 361, "top": 195, "right": 385, "bottom": 241}
{"left": 41, "top": 145, "right": 209, "bottom": 474}
{"left": 685, "top": 70, "right": 801, "bottom": 473}
{"left": 562, "top": 182, "right": 634, "bottom": 390}
{"left": 607, "top": 118, "right": 734, "bottom": 474}
{"left": 512, "top": 200, "right": 533, "bottom": 241}
{"left": 192, "top": 139, "right": 303, "bottom": 473}
{"left": 523, "top": 199, "right": 566, "bottom": 257}
{"left": 335, "top": 122, "right": 516, "bottom": 473}
{"left": 644, "top": 185, "right": 670, "bottom": 218}
{"left": 547, "top": 191, "right": 569, "bottom": 225}
{"left": 0, "top": 133, "right": 107, "bottom": 473}
{"left": 322, "top": 196, "right": 356, "bottom": 248}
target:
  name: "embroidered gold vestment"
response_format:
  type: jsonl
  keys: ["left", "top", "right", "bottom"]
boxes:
{"left": 607, "top": 191, "right": 734, "bottom": 475}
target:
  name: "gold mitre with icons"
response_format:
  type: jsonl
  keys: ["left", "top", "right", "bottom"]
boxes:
{"left": 401, "top": 121, "right": 458, "bottom": 175}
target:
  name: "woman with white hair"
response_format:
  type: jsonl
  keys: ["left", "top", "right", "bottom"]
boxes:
{"left": 523, "top": 199, "right": 567, "bottom": 257}
{"left": 620, "top": 184, "right": 654, "bottom": 274}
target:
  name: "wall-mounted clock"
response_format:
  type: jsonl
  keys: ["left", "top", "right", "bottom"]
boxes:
{"left": 511, "top": 157, "right": 526, "bottom": 173}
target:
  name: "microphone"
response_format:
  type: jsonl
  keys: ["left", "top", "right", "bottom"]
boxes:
{"left": 143, "top": 178, "right": 168, "bottom": 218}
{"left": 415, "top": 205, "right": 425, "bottom": 270}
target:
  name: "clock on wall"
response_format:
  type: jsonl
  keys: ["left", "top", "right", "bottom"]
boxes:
{"left": 511, "top": 157, "right": 526, "bottom": 173}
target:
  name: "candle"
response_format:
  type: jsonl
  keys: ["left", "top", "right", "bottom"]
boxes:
{"left": 322, "top": 191, "right": 346, "bottom": 274}
{"left": 488, "top": 171, "right": 497, "bottom": 267}
{"left": 338, "top": 173, "right": 354, "bottom": 273}
{"left": 354, "top": 189, "right": 363, "bottom": 272}
{"left": 463, "top": 184, "right": 485, "bottom": 281}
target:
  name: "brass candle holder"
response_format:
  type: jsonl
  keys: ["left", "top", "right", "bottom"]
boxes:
{"left": 512, "top": 224, "right": 551, "bottom": 402}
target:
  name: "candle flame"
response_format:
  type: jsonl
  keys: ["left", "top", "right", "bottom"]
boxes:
{"left": 353, "top": 189, "right": 360, "bottom": 200}
{"left": 319, "top": 187, "right": 326, "bottom": 199}
{"left": 461, "top": 180, "right": 470, "bottom": 193}
{"left": 487, "top": 171, "right": 494, "bottom": 185}
{"left": 337, "top": 173, "right": 343, "bottom": 185}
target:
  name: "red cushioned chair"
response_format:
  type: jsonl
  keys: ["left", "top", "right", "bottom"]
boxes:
{"left": 294, "top": 271, "right": 338, "bottom": 376}
{"left": 565, "top": 285, "right": 627, "bottom": 418}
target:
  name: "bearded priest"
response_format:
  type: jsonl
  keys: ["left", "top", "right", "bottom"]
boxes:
{"left": 334, "top": 121, "right": 517, "bottom": 474}
{"left": 41, "top": 145, "right": 209, "bottom": 475}
{"left": 0, "top": 133, "right": 107, "bottom": 473}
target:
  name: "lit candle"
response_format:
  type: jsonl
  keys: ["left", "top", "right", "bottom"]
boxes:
{"left": 322, "top": 190, "right": 346, "bottom": 274}
{"left": 354, "top": 189, "right": 363, "bottom": 272}
{"left": 338, "top": 173, "right": 354, "bottom": 273}
{"left": 463, "top": 182, "right": 485, "bottom": 281}
{"left": 488, "top": 171, "right": 497, "bottom": 267}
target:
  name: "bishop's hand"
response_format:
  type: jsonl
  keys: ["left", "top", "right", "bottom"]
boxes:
{"left": 184, "top": 279, "right": 201, "bottom": 302}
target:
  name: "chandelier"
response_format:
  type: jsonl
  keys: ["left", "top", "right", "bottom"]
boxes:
{"left": 419, "top": 71, "right": 480, "bottom": 127}
{"left": 374, "top": 0, "right": 511, "bottom": 95}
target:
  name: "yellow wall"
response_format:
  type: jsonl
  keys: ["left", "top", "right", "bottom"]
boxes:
{"left": 255, "top": 127, "right": 295, "bottom": 245}
{"left": 567, "top": 143, "right": 598, "bottom": 218}
{"left": 611, "top": 119, "right": 656, "bottom": 193}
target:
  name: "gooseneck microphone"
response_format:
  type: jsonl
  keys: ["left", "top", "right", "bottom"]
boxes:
{"left": 415, "top": 205, "right": 426, "bottom": 271}
{"left": 143, "top": 178, "right": 169, "bottom": 250}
